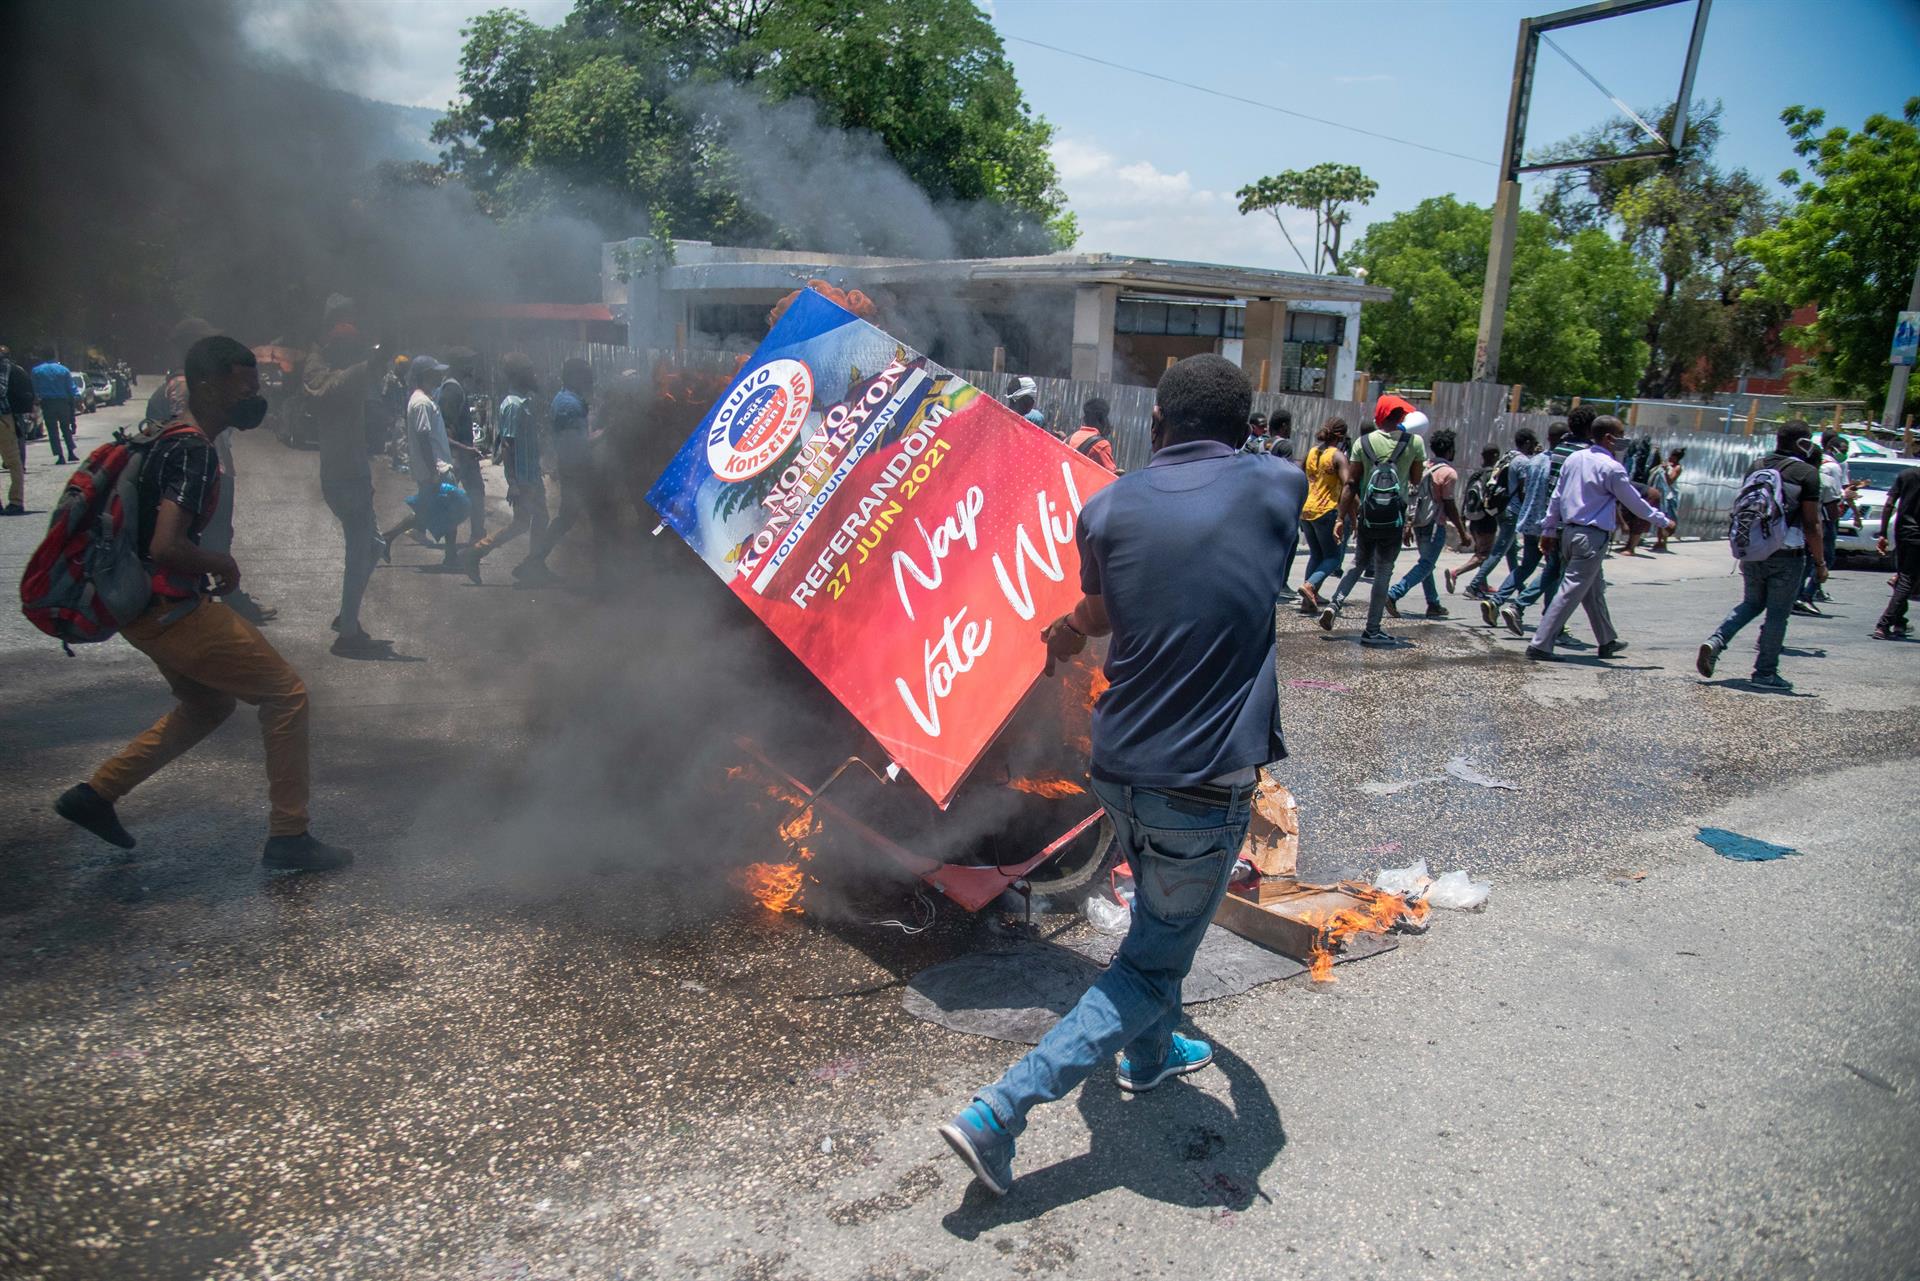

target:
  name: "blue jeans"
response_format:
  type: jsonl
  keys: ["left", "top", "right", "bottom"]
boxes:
{"left": 980, "top": 776, "right": 1254, "bottom": 1137}
{"left": 1516, "top": 540, "right": 1563, "bottom": 611}
{"left": 1490, "top": 534, "right": 1544, "bottom": 604}
{"left": 1301, "top": 511, "right": 1343, "bottom": 591}
{"left": 1713, "top": 549, "right": 1805, "bottom": 679}
{"left": 1387, "top": 522, "right": 1446, "bottom": 606}
{"left": 1468, "top": 515, "right": 1519, "bottom": 593}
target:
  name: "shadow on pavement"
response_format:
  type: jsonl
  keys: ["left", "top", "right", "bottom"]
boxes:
{"left": 940, "top": 1041, "right": 1283, "bottom": 1231}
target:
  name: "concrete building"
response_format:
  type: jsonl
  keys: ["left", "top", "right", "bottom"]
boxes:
{"left": 602, "top": 239, "right": 1391, "bottom": 399}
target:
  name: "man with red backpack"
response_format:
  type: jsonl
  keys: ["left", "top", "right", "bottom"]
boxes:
{"left": 43, "top": 336, "right": 352, "bottom": 871}
{"left": 1065, "top": 397, "right": 1118, "bottom": 473}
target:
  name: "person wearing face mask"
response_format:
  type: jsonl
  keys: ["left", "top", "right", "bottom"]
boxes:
{"left": 52, "top": 336, "right": 352, "bottom": 872}
{"left": 302, "top": 297, "right": 393, "bottom": 657}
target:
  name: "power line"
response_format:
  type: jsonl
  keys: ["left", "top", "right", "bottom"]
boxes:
{"left": 1003, "top": 34, "right": 1497, "bottom": 169}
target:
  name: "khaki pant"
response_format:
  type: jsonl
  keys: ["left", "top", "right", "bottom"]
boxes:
{"left": 0, "top": 413, "right": 23, "bottom": 508}
{"left": 90, "top": 599, "right": 311, "bottom": 836}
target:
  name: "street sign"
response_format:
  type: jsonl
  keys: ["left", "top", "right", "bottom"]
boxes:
{"left": 646, "top": 289, "right": 1116, "bottom": 808}
{"left": 1892, "top": 310, "right": 1919, "bottom": 367}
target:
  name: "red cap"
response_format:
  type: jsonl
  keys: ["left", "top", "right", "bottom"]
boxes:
{"left": 1374, "top": 394, "right": 1417, "bottom": 428}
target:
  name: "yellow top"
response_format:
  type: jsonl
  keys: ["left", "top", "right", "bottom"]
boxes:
{"left": 1303, "top": 444, "right": 1345, "bottom": 520}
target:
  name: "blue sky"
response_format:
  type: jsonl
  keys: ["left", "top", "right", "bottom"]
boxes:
{"left": 302, "top": 0, "right": 1920, "bottom": 270}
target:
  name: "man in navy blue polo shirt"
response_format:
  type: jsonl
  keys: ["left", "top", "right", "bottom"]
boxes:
{"left": 939, "top": 354, "right": 1303, "bottom": 1197}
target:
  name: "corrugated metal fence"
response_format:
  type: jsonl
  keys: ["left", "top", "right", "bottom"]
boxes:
{"left": 511, "top": 342, "right": 1769, "bottom": 541}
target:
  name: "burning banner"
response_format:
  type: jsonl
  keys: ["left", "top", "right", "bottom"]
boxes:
{"left": 648, "top": 289, "right": 1115, "bottom": 807}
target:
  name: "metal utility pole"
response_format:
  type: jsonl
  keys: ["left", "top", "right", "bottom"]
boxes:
{"left": 1473, "top": 0, "right": 1713, "bottom": 384}
{"left": 1880, "top": 255, "right": 1920, "bottom": 435}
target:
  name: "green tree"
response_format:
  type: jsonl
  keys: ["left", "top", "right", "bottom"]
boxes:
{"left": 1235, "top": 163, "right": 1378, "bottom": 274}
{"left": 1533, "top": 102, "right": 1785, "bottom": 398}
{"left": 1350, "top": 195, "right": 1656, "bottom": 396}
{"left": 432, "top": 0, "right": 1073, "bottom": 254}
{"left": 1742, "top": 98, "right": 1920, "bottom": 407}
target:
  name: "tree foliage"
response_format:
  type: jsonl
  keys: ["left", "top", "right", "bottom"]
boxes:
{"left": 1235, "top": 163, "right": 1378, "bottom": 274}
{"left": 1350, "top": 196, "right": 1656, "bottom": 396}
{"left": 1742, "top": 98, "right": 1920, "bottom": 407}
{"left": 1532, "top": 102, "right": 1785, "bottom": 397}
{"left": 432, "top": 0, "right": 1074, "bottom": 255}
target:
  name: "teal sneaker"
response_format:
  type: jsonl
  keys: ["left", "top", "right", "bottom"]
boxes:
{"left": 938, "top": 1101, "right": 1013, "bottom": 1196}
{"left": 1116, "top": 1033, "right": 1214, "bottom": 1093}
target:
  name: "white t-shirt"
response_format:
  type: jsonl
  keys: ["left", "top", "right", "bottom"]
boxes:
{"left": 406, "top": 387, "right": 452, "bottom": 483}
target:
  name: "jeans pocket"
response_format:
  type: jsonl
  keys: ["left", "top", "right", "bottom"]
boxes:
{"left": 1132, "top": 829, "right": 1237, "bottom": 924}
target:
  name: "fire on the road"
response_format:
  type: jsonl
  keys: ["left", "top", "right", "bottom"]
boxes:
{"left": 1300, "top": 884, "right": 1430, "bottom": 982}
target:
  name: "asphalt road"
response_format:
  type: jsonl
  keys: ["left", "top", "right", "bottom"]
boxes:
{"left": 2, "top": 392, "right": 1916, "bottom": 1280}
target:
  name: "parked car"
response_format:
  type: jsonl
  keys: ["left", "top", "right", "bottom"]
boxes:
{"left": 1835, "top": 457, "right": 1920, "bottom": 561}
{"left": 86, "top": 370, "right": 128, "bottom": 407}
{"left": 70, "top": 370, "right": 98, "bottom": 413}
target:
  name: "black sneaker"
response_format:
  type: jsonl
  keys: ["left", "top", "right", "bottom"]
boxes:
{"left": 3, "top": 503, "right": 24, "bottom": 516}
{"left": 1384, "top": 596, "right": 1400, "bottom": 618}
{"left": 1425, "top": 604, "right": 1450, "bottom": 619}
{"left": 512, "top": 560, "right": 558, "bottom": 584}
{"left": 1359, "top": 630, "right": 1397, "bottom": 647}
{"left": 262, "top": 832, "right": 354, "bottom": 872}
{"left": 1480, "top": 598, "right": 1498, "bottom": 626}
{"left": 1317, "top": 604, "right": 1339, "bottom": 632}
{"left": 1749, "top": 672, "right": 1794, "bottom": 692}
{"left": 374, "top": 535, "right": 392, "bottom": 565}
{"left": 1556, "top": 632, "right": 1590, "bottom": 650}
{"left": 330, "top": 631, "right": 394, "bottom": 659}
{"left": 225, "top": 593, "right": 278, "bottom": 624}
{"left": 1697, "top": 638, "right": 1723, "bottom": 677}
{"left": 1525, "top": 645, "right": 1557, "bottom": 662}
{"left": 1791, "top": 600, "right": 1823, "bottom": 617}
{"left": 1597, "top": 640, "right": 1629, "bottom": 659}
{"left": 1500, "top": 603, "right": 1525, "bottom": 636}
{"left": 462, "top": 548, "right": 484, "bottom": 585}
{"left": 54, "top": 783, "right": 136, "bottom": 849}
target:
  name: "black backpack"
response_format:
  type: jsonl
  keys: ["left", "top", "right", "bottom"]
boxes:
{"left": 1358, "top": 432, "right": 1412, "bottom": 530}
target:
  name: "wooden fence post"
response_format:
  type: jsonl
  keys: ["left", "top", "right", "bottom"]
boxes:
{"left": 1570, "top": 395, "right": 1582, "bottom": 410}
{"left": 1353, "top": 373, "right": 1371, "bottom": 404}
{"left": 991, "top": 346, "right": 1005, "bottom": 375}
{"left": 1508, "top": 384, "right": 1523, "bottom": 414}
{"left": 1693, "top": 406, "right": 1704, "bottom": 430}
{"left": 1166, "top": 356, "right": 1177, "bottom": 372}
{"left": 1832, "top": 402, "right": 1843, "bottom": 428}
{"left": 673, "top": 322, "right": 686, "bottom": 355}
{"left": 1907, "top": 413, "right": 1915, "bottom": 456}
{"left": 1628, "top": 401, "right": 1640, "bottom": 427}
{"left": 1258, "top": 359, "right": 1270, "bottom": 393}
{"left": 1745, "top": 398, "right": 1758, "bottom": 435}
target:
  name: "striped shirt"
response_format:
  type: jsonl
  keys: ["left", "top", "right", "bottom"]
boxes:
{"left": 138, "top": 425, "right": 222, "bottom": 600}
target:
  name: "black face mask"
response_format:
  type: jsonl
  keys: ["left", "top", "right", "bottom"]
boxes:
{"left": 228, "top": 395, "right": 269, "bottom": 431}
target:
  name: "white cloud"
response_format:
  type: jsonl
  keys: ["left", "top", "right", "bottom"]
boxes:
{"left": 1049, "top": 137, "right": 1320, "bottom": 273}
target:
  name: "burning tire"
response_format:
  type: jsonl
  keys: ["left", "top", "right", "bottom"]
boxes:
{"left": 1018, "top": 814, "right": 1116, "bottom": 897}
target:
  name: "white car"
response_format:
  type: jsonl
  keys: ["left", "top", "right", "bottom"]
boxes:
{"left": 1835, "top": 456, "right": 1920, "bottom": 560}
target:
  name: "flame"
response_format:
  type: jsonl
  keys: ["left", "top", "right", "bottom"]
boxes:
{"left": 736, "top": 861, "right": 805, "bottom": 914}
{"left": 1086, "top": 670, "right": 1110, "bottom": 709}
{"left": 1300, "top": 883, "right": 1429, "bottom": 983}
{"left": 1007, "top": 773, "right": 1086, "bottom": 798}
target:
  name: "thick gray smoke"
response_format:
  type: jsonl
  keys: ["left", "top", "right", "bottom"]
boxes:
{"left": 3, "top": 0, "right": 608, "bottom": 363}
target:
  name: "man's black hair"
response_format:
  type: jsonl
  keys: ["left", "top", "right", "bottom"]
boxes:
{"left": 1156, "top": 354, "right": 1252, "bottom": 448}
{"left": 501, "top": 352, "right": 539, "bottom": 394}
{"left": 1669, "top": 446, "right": 1687, "bottom": 461}
{"left": 1548, "top": 420, "right": 1569, "bottom": 444}
{"left": 183, "top": 335, "right": 256, "bottom": 389}
{"left": 1481, "top": 445, "right": 1501, "bottom": 465}
{"left": 1270, "top": 406, "right": 1293, "bottom": 437}
{"left": 1430, "top": 428, "right": 1457, "bottom": 460}
{"left": 1514, "top": 426, "right": 1539, "bottom": 451}
{"left": 562, "top": 356, "right": 593, "bottom": 389}
{"left": 1082, "top": 397, "right": 1110, "bottom": 431}
{"left": 1567, "top": 405, "right": 1597, "bottom": 441}
{"left": 1777, "top": 418, "right": 1813, "bottom": 453}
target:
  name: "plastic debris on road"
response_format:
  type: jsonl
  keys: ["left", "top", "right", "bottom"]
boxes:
{"left": 1360, "top": 775, "right": 1441, "bottom": 796}
{"left": 1373, "top": 859, "right": 1432, "bottom": 897}
{"left": 1696, "top": 827, "right": 1799, "bottom": 862}
{"left": 1445, "top": 756, "right": 1518, "bottom": 790}
{"left": 1425, "top": 869, "right": 1492, "bottom": 910}
{"left": 1082, "top": 892, "right": 1131, "bottom": 935}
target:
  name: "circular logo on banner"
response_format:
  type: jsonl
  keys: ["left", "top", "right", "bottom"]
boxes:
{"left": 706, "top": 358, "right": 815, "bottom": 482}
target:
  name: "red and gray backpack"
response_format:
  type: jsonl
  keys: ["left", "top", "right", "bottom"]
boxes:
{"left": 19, "top": 422, "right": 200, "bottom": 649}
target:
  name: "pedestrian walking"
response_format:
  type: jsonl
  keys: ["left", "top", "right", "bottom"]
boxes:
{"left": 1383, "top": 427, "right": 1464, "bottom": 620}
{"left": 938, "top": 354, "right": 1297, "bottom": 1197}
{"left": 302, "top": 304, "right": 392, "bottom": 657}
{"left": 380, "top": 356, "right": 461, "bottom": 568}
{"left": 1796, "top": 433, "right": 1857, "bottom": 614}
{"left": 1006, "top": 375, "right": 1047, "bottom": 431}
{"left": 1649, "top": 448, "right": 1684, "bottom": 552}
{"left": 437, "top": 349, "right": 488, "bottom": 546}
{"left": 1319, "top": 394, "right": 1427, "bottom": 645}
{"left": 1498, "top": 413, "right": 1587, "bottom": 638}
{"left": 1066, "top": 397, "right": 1119, "bottom": 473}
{"left": 1527, "top": 414, "right": 1672, "bottom": 662}
{"left": 51, "top": 336, "right": 351, "bottom": 871}
{"left": 1871, "top": 462, "right": 1920, "bottom": 640}
{"left": 0, "top": 345, "right": 31, "bottom": 513}
{"left": 1471, "top": 427, "right": 1540, "bottom": 611}
{"left": 522, "top": 357, "right": 598, "bottom": 579}
{"left": 1295, "top": 417, "right": 1349, "bottom": 614}
{"left": 32, "top": 349, "right": 78, "bottom": 463}
{"left": 1697, "top": 420, "right": 1827, "bottom": 690}
{"left": 464, "top": 353, "right": 549, "bottom": 583}
{"left": 1445, "top": 444, "right": 1506, "bottom": 597}
{"left": 1241, "top": 411, "right": 1271, "bottom": 455}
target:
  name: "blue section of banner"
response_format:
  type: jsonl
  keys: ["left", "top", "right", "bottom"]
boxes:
{"left": 645, "top": 289, "right": 904, "bottom": 574}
